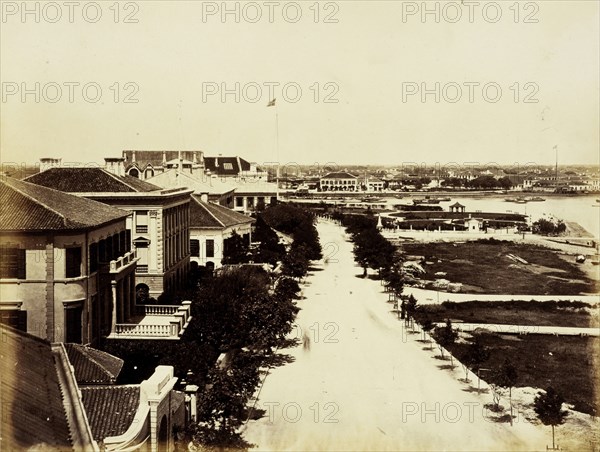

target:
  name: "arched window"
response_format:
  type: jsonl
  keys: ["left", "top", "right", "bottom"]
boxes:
{"left": 129, "top": 168, "right": 140, "bottom": 178}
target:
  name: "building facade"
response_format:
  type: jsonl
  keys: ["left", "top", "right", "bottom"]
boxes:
{"left": 319, "top": 172, "right": 359, "bottom": 191}
{"left": 25, "top": 166, "right": 193, "bottom": 299}
{"left": 189, "top": 196, "right": 255, "bottom": 269}
{"left": 0, "top": 177, "right": 137, "bottom": 345}
{"left": 122, "top": 150, "right": 205, "bottom": 180}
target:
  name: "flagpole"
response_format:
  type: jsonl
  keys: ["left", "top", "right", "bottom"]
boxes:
{"left": 276, "top": 104, "right": 280, "bottom": 201}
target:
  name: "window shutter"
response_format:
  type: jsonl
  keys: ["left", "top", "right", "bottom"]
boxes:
{"left": 17, "top": 249, "right": 26, "bottom": 279}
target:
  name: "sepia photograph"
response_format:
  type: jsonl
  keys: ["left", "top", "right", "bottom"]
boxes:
{"left": 1, "top": 1, "right": 599, "bottom": 450}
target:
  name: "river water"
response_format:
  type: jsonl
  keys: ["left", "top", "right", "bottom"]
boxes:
{"left": 370, "top": 194, "right": 599, "bottom": 238}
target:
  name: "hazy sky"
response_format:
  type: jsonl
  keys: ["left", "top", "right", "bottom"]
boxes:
{"left": 1, "top": 1, "right": 598, "bottom": 168}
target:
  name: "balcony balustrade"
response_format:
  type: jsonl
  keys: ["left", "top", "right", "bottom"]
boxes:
{"left": 108, "top": 301, "right": 192, "bottom": 340}
{"left": 109, "top": 250, "right": 139, "bottom": 274}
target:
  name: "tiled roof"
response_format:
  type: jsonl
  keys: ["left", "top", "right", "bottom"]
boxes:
{"left": 0, "top": 176, "right": 129, "bottom": 231}
{"left": 190, "top": 196, "right": 255, "bottom": 229}
{"left": 322, "top": 172, "right": 357, "bottom": 179}
{"left": 80, "top": 386, "right": 140, "bottom": 440}
{"left": 25, "top": 167, "right": 161, "bottom": 193}
{"left": 123, "top": 150, "right": 203, "bottom": 171}
{"left": 65, "top": 344, "right": 124, "bottom": 385}
{"left": 0, "top": 325, "right": 73, "bottom": 450}
{"left": 204, "top": 156, "right": 257, "bottom": 175}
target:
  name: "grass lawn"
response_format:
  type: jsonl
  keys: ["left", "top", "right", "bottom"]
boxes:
{"left": 402, "top": 239, "right": 598, "bottom": 295}
{"left": 415, "top": 300, "right": 599, "bottom": 328}
{"left": 443, "top": 334, "right": 599, "bottom": 416}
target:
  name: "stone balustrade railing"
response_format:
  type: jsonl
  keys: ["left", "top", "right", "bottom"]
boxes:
{"left": 109, "top": 250, "right": 137, "bottom": 273}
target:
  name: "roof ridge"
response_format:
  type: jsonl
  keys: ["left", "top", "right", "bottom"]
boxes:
{"left": 79, "top": 346, "right": 116, "bottom": 381}
{"left": 197, "top": 198, "right": 225, "bottom": 227}
{"left": 100, "top": 168, "right": 142, "bottom": 192}
{"left": 1, "top": 178, "right": 69, "bottom": 227}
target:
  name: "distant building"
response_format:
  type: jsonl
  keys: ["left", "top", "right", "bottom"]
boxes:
{"left": 121, "top": 150, "right": 205, "bottom": 180}
{"left": 363, "top": 176, "right": 385, "bottom": 192}
{"left": 319, "top": 172, "right": 359, "bottom": 192}
{"left": 204, "top": 156, "right": 267, "bottom": 181}
{"left": 25, "top": 166, "right": 193, "bottom": 299}
{"left": 232, "top": 180, "right": 279, "bottom": 214}
{"left": 189, "top": 196, "right": 255, "bottom": 270}
{"left": 1, "top": 177, "right": 136, "bottom": 345}
{"left": 146, "top": 167, "right": 236, "bottom": 208}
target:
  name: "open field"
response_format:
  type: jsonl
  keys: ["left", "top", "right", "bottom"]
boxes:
{"left": 442, "top": 333, "right": 600, "bottom": 416}
{"left": 402, "top": 239, "right": 599, "bottom": 295}
{"left": 415, "top": 300, "right": 599, "bottom": 329}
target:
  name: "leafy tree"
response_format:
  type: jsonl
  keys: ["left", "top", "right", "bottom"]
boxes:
{"left": 385, "top": 264, "right": 404, "bottom": 302}
{"left": 282, "top": 245, "right": 310, "bottom": 280}
{"left": 498, "top": 176, "right": 513, "bottom": 190}
{"left": 190, "top": 266, "right": 299, "bottom": 352}
{"left": 405, "top": 294, "right": 418, "bottom": 328}
{"left": 461, "top": 336, "right": 490, "bottom": 384}
{"left": 495, "top": 358, "right": 518, "bottom": 421}
{"left": 252, "top": 216, "right": 286, "bottom": 266}
{"left": 532, "top": 218, "right": 566, "bottom": 236}
{"left": 420, "top": 317, "right": 434, "bottom": 348}
{"left": 433, "top": 319, "right": 458, "bottom": 365}
{"left": 192, "top": 350, "right": 261, "bottom": 450}
{"left": 534, "top": 386, "right": 569, "bottom": 450}
{"left": 222, "top": 231, "right": 249, "bottom": 265}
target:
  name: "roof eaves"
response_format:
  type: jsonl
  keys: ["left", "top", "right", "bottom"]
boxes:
{"left": 2, "top": 179, "right": 68, "bottom": 228}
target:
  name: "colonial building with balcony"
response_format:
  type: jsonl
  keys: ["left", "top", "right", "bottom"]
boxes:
{"left": 189, "top": 195, "right": 255, "bottom": 270}
{"left": 0, "top": 176, "right": 137, "bottom": 345}
{"left": 25, "top": 165, "right": 194, "bottom": 300}
{"left": 319, "top": 172, "right": 359, "bottom": 192}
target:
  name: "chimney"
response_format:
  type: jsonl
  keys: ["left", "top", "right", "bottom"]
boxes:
{"left": 104, "top": 157, "right": 126, "bottom": 176}
{"left": 178, "top": 150, "right": 183, "bottom": 173}
{"left": 40, "top": 158, "right": 62, "bottom": 171}
{"left": 162, "top": 151, "right": 167, "bottom": 166}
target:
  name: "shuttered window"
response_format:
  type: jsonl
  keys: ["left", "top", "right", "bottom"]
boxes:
{"left": 0, "top": 247, "right": 26, "bottom": 279}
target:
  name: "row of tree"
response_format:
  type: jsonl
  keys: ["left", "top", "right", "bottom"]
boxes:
{"left": 222, "top": 204, "right": 322, "bottom": 281}
{"left": 422, "top": 319, "right": 567, "bottom": 448}
{"left": 189, "top": 204, "right": 324, "bottom": 449}
{"left": 332, "top": 212, "right": 397, "bottom": 277}
{"left": 190, "top": 265, "right": 302, "bottom": 449}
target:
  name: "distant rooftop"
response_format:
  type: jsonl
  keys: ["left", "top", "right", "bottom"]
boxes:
{"left": 190, "top": 196, "right": 255, "bottom": 229}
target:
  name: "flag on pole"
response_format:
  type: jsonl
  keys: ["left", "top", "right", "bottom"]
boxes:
{"left": 267, "top": 98, "right": 276, "bottom": 107}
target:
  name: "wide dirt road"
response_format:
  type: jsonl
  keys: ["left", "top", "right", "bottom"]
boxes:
{"left": 243, "top": 220, "right": 548, "bottom": 451}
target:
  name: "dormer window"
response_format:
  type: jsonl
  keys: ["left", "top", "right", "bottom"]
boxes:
{"left": 224, "top": 163, "right": 233, "bottom": 170}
